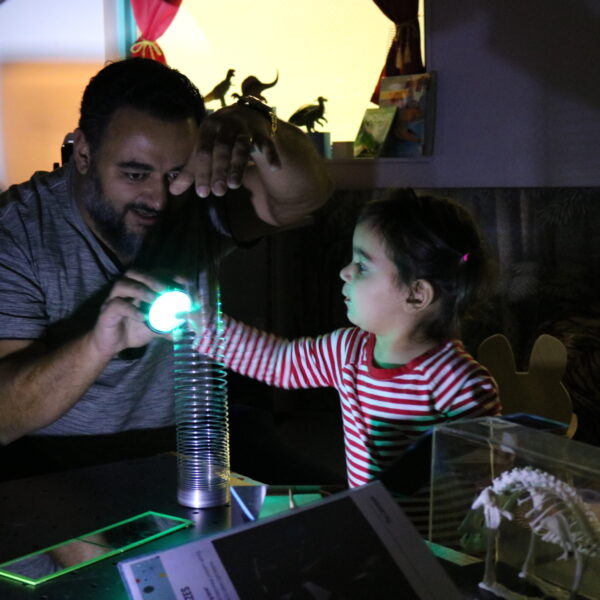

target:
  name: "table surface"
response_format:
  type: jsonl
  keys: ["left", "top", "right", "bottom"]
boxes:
{"left": 0, "top": 455, "right": 491, "bottom": 600}
{"left": 0, "top": 454, "right": 267, "bottom": 600}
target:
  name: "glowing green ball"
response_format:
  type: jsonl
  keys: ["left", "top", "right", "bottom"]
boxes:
{"left": 146, "top": 289, "right": 192, "bottom": 333}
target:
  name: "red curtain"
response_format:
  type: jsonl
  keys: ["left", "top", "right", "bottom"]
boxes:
{"left": 370, "top": 0, "right": 424, "bottom": 104}
{"left": 129, "top": 0, "right": 183, "bottom": 64}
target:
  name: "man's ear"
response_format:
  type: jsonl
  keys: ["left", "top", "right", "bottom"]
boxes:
{"left": 72, "top": 128, "right": 91, "bottom": 174}
{"left": 406, "top": 279, "right": 435, "bottom": 311}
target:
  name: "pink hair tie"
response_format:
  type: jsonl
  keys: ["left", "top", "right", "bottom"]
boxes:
{"left": 461, "top": 252, "right": 470, "bottom": 263}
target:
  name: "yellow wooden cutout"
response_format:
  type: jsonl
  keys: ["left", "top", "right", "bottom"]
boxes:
{"left": 478, "top": 334, "right": 577, "bottom": 437}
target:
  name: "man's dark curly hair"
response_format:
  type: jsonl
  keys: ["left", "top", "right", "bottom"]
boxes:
{"left": 357, "top": 189, "right": 495, "bottom": 341}
{"left": 78, "top": 58, "right": 205, "bottom": 153}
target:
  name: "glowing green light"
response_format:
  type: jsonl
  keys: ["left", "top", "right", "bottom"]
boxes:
{"left": 147, "top": 289, "right": 192, "bottom": 333}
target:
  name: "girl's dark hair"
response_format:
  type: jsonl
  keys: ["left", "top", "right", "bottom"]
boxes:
{"left": 358, "top": 189, "right": 495, "bottom": 340}
{"left": 79, "top": 58, "right": 206, "bottom": 154}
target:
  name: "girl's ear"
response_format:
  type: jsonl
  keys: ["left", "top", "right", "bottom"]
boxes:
{"left": 72, "top": 128, "right": 91, "bottom": 175}
{"left": 406, "top": 279, "right": 435, "bottom": 311}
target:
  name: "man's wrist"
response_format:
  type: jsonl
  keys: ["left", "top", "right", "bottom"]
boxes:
{"left": 236, "top": 95, "right": 278, "bottom": 138}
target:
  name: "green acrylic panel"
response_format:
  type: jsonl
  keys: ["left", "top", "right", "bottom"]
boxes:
{"left": 0, "top": 511, "right": 192, "bottom": 586}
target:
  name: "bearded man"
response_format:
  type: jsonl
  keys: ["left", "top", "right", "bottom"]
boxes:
{"left": 0, "top": 58, "right": 331, "bottom": 477}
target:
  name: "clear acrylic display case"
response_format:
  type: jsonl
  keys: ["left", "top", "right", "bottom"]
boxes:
{"left": 429, "top": 417, "right": 600, "bottom": 600}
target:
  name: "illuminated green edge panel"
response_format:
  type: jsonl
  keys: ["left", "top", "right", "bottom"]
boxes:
{"left": 425, "top": 540, "right": 482, "bottom": 567}
{"left": 0, "top": 511, "right": 192, "bottom": 586}
{"left": 259, "top": 491, "right": 323, "bottom": 519}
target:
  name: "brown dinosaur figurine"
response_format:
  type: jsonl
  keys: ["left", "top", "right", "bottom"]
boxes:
{"left": 238, "top": 72, "right": 279, "bottom": 102}
{"left": 203, "top": 68, "right": 235, "bottom": 107}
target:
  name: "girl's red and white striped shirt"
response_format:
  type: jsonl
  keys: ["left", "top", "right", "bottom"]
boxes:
{"left": 196, "top": 316, "right": 500, "bottom": 488}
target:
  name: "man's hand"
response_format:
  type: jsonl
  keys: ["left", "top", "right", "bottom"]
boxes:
{"left": 169, "top": 100, "right": 331, "bottom": 241}
{"left": 89, "top": 270, "right": 167, "bottom": 358}
{"left": 169, "top": 103, "right": 279, "bottom": 199}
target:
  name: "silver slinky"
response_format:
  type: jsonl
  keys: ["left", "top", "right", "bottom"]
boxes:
{"left": 174, "top": 327, "right": 229, "bottom": 508}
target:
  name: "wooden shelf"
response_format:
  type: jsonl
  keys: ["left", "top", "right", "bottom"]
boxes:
{"left": 326, "top": 157, "right": 433, "bottom": 190}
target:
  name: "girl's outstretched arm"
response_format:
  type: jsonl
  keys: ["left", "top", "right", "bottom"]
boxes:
{"left": 192, "top": 313, "right": 343, "bottom": 390}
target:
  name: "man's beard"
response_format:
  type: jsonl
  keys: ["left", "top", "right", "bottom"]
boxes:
{"left": 82, "top": 166, "right": 158, "bottom": 262}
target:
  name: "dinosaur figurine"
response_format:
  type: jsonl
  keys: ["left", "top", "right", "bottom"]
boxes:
{"left": 289, "top": 97, "right": 328, "bottom": 133}
{"left": 203, "top": 68, "right": 235, "bottom": 107}
{"left": 235, "top": 72, "right": 279, "bottom": 102}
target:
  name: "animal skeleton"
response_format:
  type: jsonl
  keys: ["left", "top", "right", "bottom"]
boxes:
{"left": 471, "top": 467, "right": 600, "bottom": 599}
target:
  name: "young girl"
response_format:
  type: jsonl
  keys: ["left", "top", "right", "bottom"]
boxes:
{"left": 194, "top": 189, "right": 500, "bottom": 498}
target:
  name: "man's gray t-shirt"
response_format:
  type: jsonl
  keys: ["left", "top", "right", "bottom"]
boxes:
{"left": 0, "top": 165, "right": 231, "bottom": 436}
